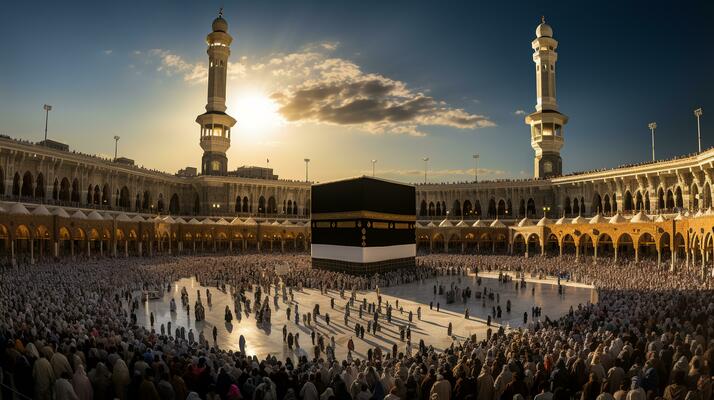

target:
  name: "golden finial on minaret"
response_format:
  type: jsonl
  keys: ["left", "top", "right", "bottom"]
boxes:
{"left": 218, "top": 7, "right": 224, "bottom": 18}
{"left": 541, "top": 15, "right": 545, "bottom": 24}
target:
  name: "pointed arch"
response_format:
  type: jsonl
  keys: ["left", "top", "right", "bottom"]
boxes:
{"left": 462, "top": 200, "right": 472, "bottom": 217}
{"left": 268, "top": 196, "right": 277, "bottom": 214}
{"left": 572, "top": 197, "right": 580, "bottom": 215}
{"left": 691, "top": 184, "right": 700, "bottom": 210}
{"left": 637, "top": 232, "right": 657, "bottom": 260}
{"left": 616, "top": 233, "right": 634, "bottom": 259}
{"left": 12, "top": 172, "right": 20, "bottom": 196}
{"left": 242, "top": 196, "right": 249, "bottom": 212}
{"left": 675, "top": 187, "right": 683, "bottom": 208}
{"left": 428, "top": 201, "right": 435, "bottom": 216}
{"left": 21, "top": 171, "right": 33, "bottom": 197}
{"left": 592, "top": 193, "right": 602, "bottom": 214}
{"left": 597, "top": 233, "right": 614, "bottom": 257}
{"left": 235, "top": 196, "right": 242, "bottom": 212}
{"left": 452, "top": 199, "right": 461, "bottom": 217}
{"left": 258, "top": 196, "right": 266, "bottom": 213}
{"left": 102, "top": 184, "right": 111, "bottom": 205}
{"left": 564, "top": 196, "right": 571, "bottom": 216}
{"left": 635, "top": 191, "right": 643, "bottom": 211}
{"left": 487, "top": 198, "right": 496, "bottom": 218}
{"left": 142, "top": 191, "right": 151, "bottom": 210}
{"left": 436, "top": 202, "right": 442, "bottom": 216}
{"left": 497, "top": 199, "right": 506, "bottom": 218}
{"left": 657, "top": 188, "right": 665, "bottom": 210}
{"left": 169, "top": 193, "right": 180, "bottom": 214}
{"left": 603, "top": 194, "right": 611, "bottom": 214}
{"left": 119, "top": 186, "right": 131, "bottom": 208}
{"left": 93, "top": 185, "right": 101, "bottom": 205}
{"left": 562, "top": 234, "right": 576, "bottom": 255}
{"left": 527, "top": 198, "right": 536, "bottom": 217}
{"left": 157, "top": 193, "right": 165, "bottom": 212}
{"left": 624, "top": 191, "right": 634, "bottom": 212}
{"left": 474, "top": 200, "right": 482, "bottom": 217}
{"left": 52, "top": 178, "right": 59, "bottom": 200}
{"left": 34, "top": 173, "right": 45, "bottom": 199}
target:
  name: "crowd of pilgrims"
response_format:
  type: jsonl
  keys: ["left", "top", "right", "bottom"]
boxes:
{"left": 0, "top": 253, "right": 712, "bottom": 400}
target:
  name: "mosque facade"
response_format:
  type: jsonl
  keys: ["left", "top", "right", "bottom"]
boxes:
{"left": 0, "top": 15, "right": 712, "bottom": 274}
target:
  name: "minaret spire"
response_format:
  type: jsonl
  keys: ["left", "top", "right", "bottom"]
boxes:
{"left": 195, "top": 12, "right": 236, "bottom": 176}
{"left": 524, "top": 17, "right": 568, "bottom": 179}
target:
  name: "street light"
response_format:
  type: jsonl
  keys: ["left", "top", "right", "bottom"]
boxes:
{"left": 542, "top": 206, "right": 551, "bottom": 218}
{"left": 371, "top": 159, "right": 377, "bottom": 177}
{"left": 694, "top": 108, "right": 703, "bottom": 153}
{"left": 422, "top": 157, "right": 429, "bottom": 184}
{"left": 113, "top": 136, "right": 120, "bottom": 160}
{"left": 43, "top": 104, "right": 52, "bottom": 142}
{"left": 648, "top": 122, "right": 657, "bottom": 161}
{"left": 304, "top": 158, "right": 310, "bottom": 182}
{"left": 472, "top": 154, "right": 479, "bottom": 183}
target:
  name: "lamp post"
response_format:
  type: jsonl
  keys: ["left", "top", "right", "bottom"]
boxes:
{"left": 113, "top": 136, "right": 120, "bottom": 160}
{"left": 423, "top": 157, "right": 429, "bottom": 184}
{"left": 473, "top": 154, "right": 479, "bottom": 183}
{"left": 43, "top": 104, "right": 52, "bottom": 142}
{"left": 304, "top": 158, "right": 310, "bottom": 182}
{"left": 648, "top": 122, "right": 657, "bottom": 161}
{"left": 371, "top": 159, "right": 377, "bottom": 177}
{"left": 694, "top": 108, "right": 703, "bottom": 153}
{"left": 542, "top": 206, "right": 551, "bottom": 218}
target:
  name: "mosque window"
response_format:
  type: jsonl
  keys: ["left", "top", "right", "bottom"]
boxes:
{"left": 211, "top": 161, "right": 221, "bottom": 171}
{"left": 543, "top": 161, "right": 553, "bottom": 174}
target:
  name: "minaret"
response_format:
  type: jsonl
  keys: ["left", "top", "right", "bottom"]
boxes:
{"left": 525, "top": 17, "right": 568, "bottom": 179}
{"left": 196, "top": 9, "right": 236, "bottom": 176}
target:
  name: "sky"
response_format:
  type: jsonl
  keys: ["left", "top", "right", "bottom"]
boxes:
{"left": 1, "top": 0, "right": 712, "bottom": 183}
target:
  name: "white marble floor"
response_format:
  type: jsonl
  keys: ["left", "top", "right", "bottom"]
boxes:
{"left": 135, "top": 273, "right": 595, "bottom": 361}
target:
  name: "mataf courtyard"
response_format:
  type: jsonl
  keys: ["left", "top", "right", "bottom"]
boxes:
{"left": 133, "top": 256, "right": 595, "bottom": 361}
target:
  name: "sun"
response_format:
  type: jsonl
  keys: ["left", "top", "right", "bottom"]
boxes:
{"left": 229, "top": 90, "right": 284, "bottom": 135}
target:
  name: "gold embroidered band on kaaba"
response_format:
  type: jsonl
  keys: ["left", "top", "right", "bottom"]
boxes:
{"left": 311, "top": 211, "right": 416, "bottom": 222}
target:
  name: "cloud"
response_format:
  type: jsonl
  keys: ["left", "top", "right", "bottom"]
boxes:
{"left": 147, "top": 49, "right": 245, "bottom": 85}
{"left": 145, "top": 42, "right": 494, "bottom": 135}
{"left": 267, "top": 52, "right": 494, "bottom": 136}
{"left": 514, "top": 109, "right": 526, "bottom": 116}
{"left": 103, "top": 49, "right": 113, "bottom": 55}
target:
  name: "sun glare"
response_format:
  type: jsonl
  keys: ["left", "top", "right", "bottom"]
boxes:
{"left": 230, "top": 90, "right": 284, "bottom": 135}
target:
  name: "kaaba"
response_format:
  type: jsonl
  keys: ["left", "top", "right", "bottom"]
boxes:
{"left": 311, "top": 176, "right": 416, "bottom": 275}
